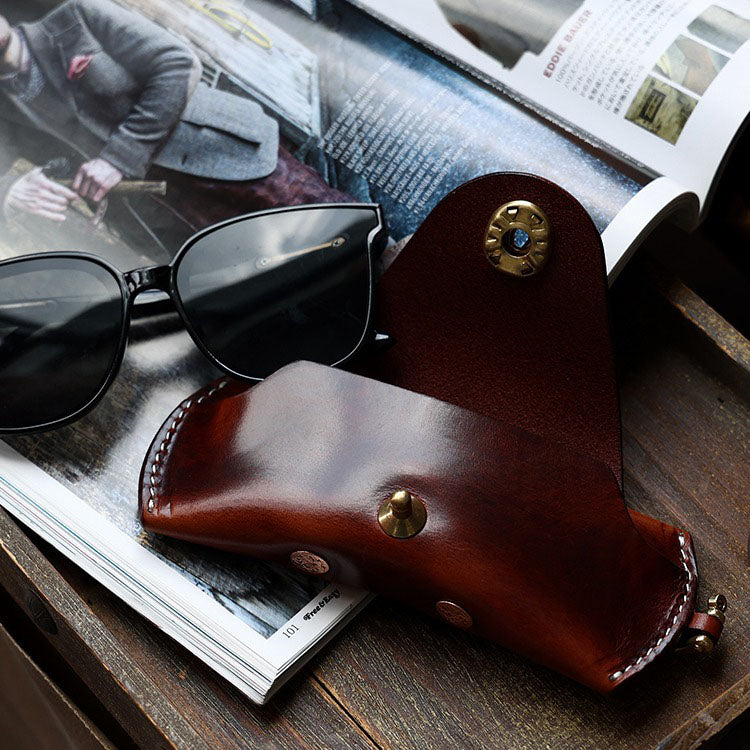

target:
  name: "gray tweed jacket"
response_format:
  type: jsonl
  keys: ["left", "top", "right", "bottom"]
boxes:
{"left": 0, "top": 0, "right": 278, "bottom": 181}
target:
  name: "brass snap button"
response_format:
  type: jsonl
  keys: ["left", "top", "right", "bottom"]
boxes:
{"left": 378, "top": 490, "right": 427, "bottom": 539}
{"left": 484, "top": 200, "right": 551, "bottom": 277}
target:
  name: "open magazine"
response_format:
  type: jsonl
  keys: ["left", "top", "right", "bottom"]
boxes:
{"left": 0, "top": 0, "right": 747, "bottom": 703}
{"left": 349, "top": 0, "right": 750, "bottom": 274}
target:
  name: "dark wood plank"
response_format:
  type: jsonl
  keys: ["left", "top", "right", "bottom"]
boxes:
{"left": 658, "top": 674, "right": 750, "bottom": 749}
{"left": 0, "top": 510, "right": 207, "bottom": 749}
{"left": 0, "top": 621, "right": 113, "bottom": 750}
{"left": 658, "top": 277, "right": 750, "bottom": 372}
{"left": 645, "top": 260, "right": 750, "bottom": 393}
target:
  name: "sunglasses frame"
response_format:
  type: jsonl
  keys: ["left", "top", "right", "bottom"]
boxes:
{"left": 0, "top": 202, "right": 387, "bottom": 434}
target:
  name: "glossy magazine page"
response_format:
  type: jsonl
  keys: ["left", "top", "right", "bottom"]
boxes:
{"left": 348, "top": 0, "right": 750, "bottom": 209}
{"left": 0, "top": 0, "right": 646, "bottom": 259}
{"left": 0, "top": 440, "right": 372, "bottom": 703}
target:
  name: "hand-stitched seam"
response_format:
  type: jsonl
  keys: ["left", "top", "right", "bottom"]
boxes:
{"left": 146, "top": 379, "right": 229, "bottom": 513}
{"left": 608, "top": 533, "right": 691, "bottom": 682}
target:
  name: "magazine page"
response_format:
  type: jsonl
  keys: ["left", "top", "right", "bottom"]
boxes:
{"left": 351, "top": 0, "right": 750, "bottom": 209}
{"left": 2, "top": 0, "right": 684, "bottom": 274}
{"left": 113, "top": 0, "right": 654, "bottom": 271}
{"left": 0, "top": 440, "right": 371, "bottom": 703}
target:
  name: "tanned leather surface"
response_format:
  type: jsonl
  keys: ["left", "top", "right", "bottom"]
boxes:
{"left": 355, "top": 173, "right": 623, "bottom": 486}
{"left": 140, "top": 362, "right": 697, "bottom": 693}
{"left": 355, "top": 173, "right": 690, "bottom": 573}
{"left": 687, "top": 613, "right": 724, "bottom": 641}
{"left": 139, "top": 174, "right": 702, "bottom": 691}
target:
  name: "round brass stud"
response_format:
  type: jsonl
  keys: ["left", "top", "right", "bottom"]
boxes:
{"left": 484, "top": 200, "right": 551, "bottom": 277}
{"left": 290, "top": 550, "right": 330, "bottom": 576}
{"left": 436, "top": 601, "right": 473, "bottom": 630}
{"left": 378, "top": 490, "right": 426, "bottom": 539}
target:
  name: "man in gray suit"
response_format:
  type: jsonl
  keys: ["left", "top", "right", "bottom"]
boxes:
{"left": 0, "top": 0, "right": 346, "bottom": 248}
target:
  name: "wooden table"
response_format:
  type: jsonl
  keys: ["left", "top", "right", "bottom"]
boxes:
{"left": 1, "top": 230, "right": 748, "bottom": 748}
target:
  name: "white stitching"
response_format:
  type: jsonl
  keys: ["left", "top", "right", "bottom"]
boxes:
{"left": 609, "top": 533, "right": 691, "bottom": 681}
{"left": 146, "top": 380, "right": 229, "bottom": 513}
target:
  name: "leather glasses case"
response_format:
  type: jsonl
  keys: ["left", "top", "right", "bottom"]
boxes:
{"left": 140, "top": 362, "right": 696, "bottom": 693}
{"left": 139, "top": 173, "right": 722, "bottom": 691}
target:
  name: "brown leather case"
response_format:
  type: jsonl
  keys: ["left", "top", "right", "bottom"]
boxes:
{"left": 138, "top": 173, "right": 711, "bottom": 691}
{"left": 140, "top": 362, "right": 697, "bottom": 693}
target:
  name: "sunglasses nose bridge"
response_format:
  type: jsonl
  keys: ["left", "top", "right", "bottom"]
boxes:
{"left": 125, "top": 265, "right": 172, "bottom": 296}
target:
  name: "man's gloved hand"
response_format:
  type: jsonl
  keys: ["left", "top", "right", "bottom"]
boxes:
{"left": 5, "top": 167, "right": 78, "bottom": 222}
{"left": 73, "top": 158, "right": 123, "bottom": 202}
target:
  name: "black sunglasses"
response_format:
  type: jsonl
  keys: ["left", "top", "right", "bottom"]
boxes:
{"left": 0, "top": 203, "right": 388, "bottom": 434}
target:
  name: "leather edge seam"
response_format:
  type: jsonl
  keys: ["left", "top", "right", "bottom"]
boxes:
{"left": 146, "top": 378, "right": 230, "bottom": 514}
{"left": 608, "top": 531, "right": 694, "bottom": 685}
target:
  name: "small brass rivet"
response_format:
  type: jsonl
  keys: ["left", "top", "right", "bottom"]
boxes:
{"left": 290, "top": 550, "right": 330, "bottom": 576}
{"left": 435, "top": 601, "right": 473, "bottom": 630}
{"left": 378, "top": 490, "right": 426, "bottom": 539}
{"left": 689, "top": 634, "right": 714, "bottom": 654}
{"left": 484, "top": 200, "right": 551, "bottom": 278}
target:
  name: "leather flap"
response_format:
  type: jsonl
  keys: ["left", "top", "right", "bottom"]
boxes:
{"left": 356, "top": 172, "right": 623, "bottom": 486}
{"left": 358, "top": 172, "right": 692, "bottom": 577}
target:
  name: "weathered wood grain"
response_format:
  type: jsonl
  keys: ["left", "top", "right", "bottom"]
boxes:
{"left": 658, "top": 276, "right": 750, "bottom": 373}
{"left": 658, "top": 674, "right": 750, "bottom": 749}
{"left": 646, "top": 259, "right": 750, "bottom": 390}
{"left": 0, "top": 509, "right": 208, "bottom": 749}
{"left": 0, "top": 621, "right": 113, "bottom": 750}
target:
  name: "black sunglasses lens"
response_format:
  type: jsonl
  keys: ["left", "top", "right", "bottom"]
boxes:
{"left": 0, "top": 257, "right": 124, "bottom": 431}
{"left": 175, "top": 206, "right": 379, "bottom": 379}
